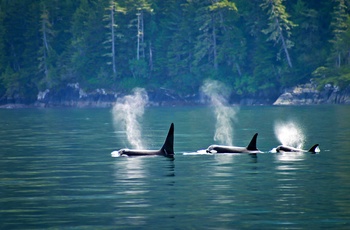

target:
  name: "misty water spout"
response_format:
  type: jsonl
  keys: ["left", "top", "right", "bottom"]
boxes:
{"left": 274, "top": 120, "right": 305, "bottom": 149}
{"left": 201, "top": 79, "right": 238, "bottom": 146}
{"left": 112, "top": 88, "right": 148, "bottom": 149}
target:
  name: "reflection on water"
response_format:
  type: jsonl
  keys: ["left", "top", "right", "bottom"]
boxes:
{"left": 274, "top": 152, "right": 306, "bottom": 162}
{"left": 1, "top": 106, "right": 350, "bottom": 229}
{"left": 214, "top": 154, "right": 235, "bottom": 164}
{"left": 112, "top": 157, "right": 175, "bottom": 227}
{"left": 114, "top": 157, "right": 148, "bottom": 180}
{"left": 113, "top": 158, "right": 149, "bottom": 226}
{"left": 272, "top": 150, "right": 311, "bottom": 225}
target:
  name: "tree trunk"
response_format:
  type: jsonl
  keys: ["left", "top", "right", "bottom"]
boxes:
{"left": 149, "top": 41, "right": 153, "bottom": 71}
{"left": 275, "top": 17, "right": 292, "bottom": 68}
{"left": 137, "top": 11, "right": 141, "bottom": 60}
{"left": 235, "top": 63, "right": 242, "bottom": 76}
{"left": 10, "top": 44, "right": 20, "bottom": 71}
{"left": 280, "top": 31, "right": 292, "bottom": 68}
{"left": 42, "top": 13, "right": 48, "bottom": 76}
{"left": 212, "top": 15, "right": 218, "bottom": 70}
{"left": 141, "top": 11, "right": 145, "bottom": 58}
{"left": 111, "top": 5, "right": 116, "bottom": 74}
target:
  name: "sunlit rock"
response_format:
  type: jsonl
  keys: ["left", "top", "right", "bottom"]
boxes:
{"left": 273, "top": 83, "right": 350, "bottom": 105}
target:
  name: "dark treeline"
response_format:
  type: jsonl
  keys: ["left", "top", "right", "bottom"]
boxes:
{"left": 1, "top": 0, "right": 350, "bottom": 104}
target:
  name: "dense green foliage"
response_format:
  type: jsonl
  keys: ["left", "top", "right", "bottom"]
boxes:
{"left": 1, "top": 0, "right": 350, "bottom": 103}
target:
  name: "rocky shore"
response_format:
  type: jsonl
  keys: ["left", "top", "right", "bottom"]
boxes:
{"left": 1, "top": 82, "right": 350, "bottom": 108}
{"left": 33, "top": 83, "right": 200, "bottom": 108}
{"left": 273, "top": 83, "right": 350, "bottom": 105}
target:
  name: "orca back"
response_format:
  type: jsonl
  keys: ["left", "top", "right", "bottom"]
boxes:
{"left": 246, "top": 133, "right": 259, "bottom": 151}
{"left": 160, "top": 123, "right": 174, "bottom": 158}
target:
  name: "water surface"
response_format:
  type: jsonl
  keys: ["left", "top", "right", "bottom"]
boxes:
{"left": 1, "top": 106, "right": 350, "bottom": 229}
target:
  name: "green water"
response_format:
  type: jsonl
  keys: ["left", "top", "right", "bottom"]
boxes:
{"left": 1, "top": 106, "right": 350, "bottom": 229}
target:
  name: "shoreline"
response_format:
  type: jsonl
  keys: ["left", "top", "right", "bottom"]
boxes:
{"left": 1, "top": 101, "right": 350, "bottom": 109}
{"left": 1, "top": 83, "right": 350, "bottom": 109}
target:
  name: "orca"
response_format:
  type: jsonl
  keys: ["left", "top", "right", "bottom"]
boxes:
{"left": 111, "top": 123, "right": 174, "bottom": 158}
{"left": 275, "top": 144, "right": 319, "bottom": 154}
{"left": 206, "top": 133, "right": 262, "bottom": 154}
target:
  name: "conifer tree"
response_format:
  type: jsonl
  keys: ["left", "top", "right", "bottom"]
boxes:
{"left": 0, "top": 0, "right": 349, "bottom": 103}
{"left": 192, "top": 0, "right": 237, "bottom": 78}
{"left": 104, "top": 1, "right": 126, "bottom": 75}
{"left": 124, "top": 0, "right": 153, "bottom": 79}
{"left": 0, "top": 3, "right": 6, "bottom": 96}
{"left": 290, "top": 0, "right": 325, "bottom": 83}
{"left": 261, "top": 0, "right": 296, "bottom": 68}
{"left": 330, "top": 0, "right": 348, "bottom": 68}
{"left": 38, "top": 2, "right": 55, "bottom": 88}
{"left": 70, "top": 0, "right": 109, "bottom": 88}
{"left": 0, "top": 3, "right": 6, "bottom": 73}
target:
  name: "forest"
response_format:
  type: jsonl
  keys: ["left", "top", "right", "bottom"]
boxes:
{"left": 0, "top": 0, "right": 350, "bottom": 104}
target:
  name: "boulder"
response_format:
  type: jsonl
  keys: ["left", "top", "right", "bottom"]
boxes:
{"left": 35, "top": 83, "right": 117, "bottom": 108}
{"left": 273, "top": 83, "right": 350, "bottom": 105}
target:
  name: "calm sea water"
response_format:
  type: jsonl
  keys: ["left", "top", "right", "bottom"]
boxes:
{"left": 1, "top": 106, "right": 350, "bottom": 229}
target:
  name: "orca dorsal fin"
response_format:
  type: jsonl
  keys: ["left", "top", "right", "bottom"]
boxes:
{"left": 160, "top": 123, "right": 174, "bottom": 158}
{"left": 308, "top": 144, "right": 319, "bottom": 153}
{"left": 246, "top": 133, "right": 258, "bottom": 151}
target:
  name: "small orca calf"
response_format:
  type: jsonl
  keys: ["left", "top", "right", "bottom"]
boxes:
{"left": 206, "top": 133, "right": 262, "bottom": 154}
{"left": 112, "top": 123, "right": 174, "bottom": 158}
{"left": 275, "top": 144, "right": 319, "bottom": 154}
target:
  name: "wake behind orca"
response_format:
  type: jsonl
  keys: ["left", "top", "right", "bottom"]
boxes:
{"left": 275, "top": 144, "right": 319, "bottom": 153}
{"left": 206, "top": 133, "right": 262, "bottom": 154}
{"left": 111, "top": 123, "right": 174, "bottom": 158}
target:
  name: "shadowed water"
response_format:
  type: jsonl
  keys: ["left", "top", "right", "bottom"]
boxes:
{"left": 1, "top": 106, "right": 350, "bottom": 229}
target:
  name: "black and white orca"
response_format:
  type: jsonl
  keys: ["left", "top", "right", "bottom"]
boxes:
{"left": 275, "top": 144, "right": 319, "bottom": 153}
{"left": 111, "top": 123, "right": 174, "bottom": 158}
{"left": 206, "top": 133, "right": 262, "bottom": 154}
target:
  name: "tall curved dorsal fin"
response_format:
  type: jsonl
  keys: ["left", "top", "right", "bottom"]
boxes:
{"left": 160, "top": 123, "right": 174, "bottom": 158}
{"left": 246, "top": 133, "right": 258, "bottom": 151}
{"left": 308, "top": 144, "right": 319, "bottom": 153}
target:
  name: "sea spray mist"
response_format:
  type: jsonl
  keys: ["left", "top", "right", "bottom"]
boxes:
{"left": 274, "top": 120, "right": 305, "bottom": 149}
{"left": 112, "top": 88, "right": 148, "bottom": 149}
{"left": 201, "top": 79, "right": 238, "bottom": 146}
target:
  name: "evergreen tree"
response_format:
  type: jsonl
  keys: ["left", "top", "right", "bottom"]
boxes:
{"left": 103, "top": 1, "right": 126, "bottom": 75}
{"left": 330, "top": 0, "right": 348, "bottom": 68}
{"left": 210, "top": 0, "right": 243, "bottom": 80}
{"left": 70, "top": 0, "right": 109, "bottom": 89}
{"left": 0, "top": 0, "right": 349, "bottom": 104}
{"left": 0, "top": 0, "right": 40, "bottom": 102}
{"left": 339, "top": 16, "right": 350, "bottom": 66}
{"left": 235, "top": 0, "right": 279, "bottom": 95}
{"left": 261, "top": 0, "right": 296, "bottom": 68}
{"left": 0, "top": 4, "right": 5, "bottom": 97}
{"left": 122, "top": 0, "right": 153, "bottom": 79}
{"left": 192, "top": 0, "right": 217, "bottom": 74}
{"left": 0, "top": 2, "right": 6, "bottom": 73}
{"left": 38, "top": 1, "right": 56, "bottom": 89}
{"left": 46, "top": 0, "right": 79, "bottom": 86}
{"left": 161, "top": 0, "right": 197, "bottom": 91}
{"left": 290, "top": 0, "right": 326, "bottom": 83}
